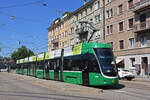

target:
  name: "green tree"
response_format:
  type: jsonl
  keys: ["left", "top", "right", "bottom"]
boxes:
{"left": 11, "top": 45, "right": 34, "bottom": 62}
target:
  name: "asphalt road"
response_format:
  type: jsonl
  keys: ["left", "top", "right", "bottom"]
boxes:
{"left": 0, "top": 72, "right": 150, "bottom": 100}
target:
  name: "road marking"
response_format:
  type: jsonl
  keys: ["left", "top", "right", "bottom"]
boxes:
{"left": 113, "top": 90, "right": 127, "bottom": 93}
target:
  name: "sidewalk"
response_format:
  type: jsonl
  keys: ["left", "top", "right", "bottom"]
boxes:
{"left": 134, "top": 76, "right": 150, "bottom": 82}
{"left": 9, "top": 73, "right": 103, "bottom": 95}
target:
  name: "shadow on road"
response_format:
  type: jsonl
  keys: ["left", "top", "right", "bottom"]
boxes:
{"left": 88, "top": 84, "right": 125, "bottom": 90}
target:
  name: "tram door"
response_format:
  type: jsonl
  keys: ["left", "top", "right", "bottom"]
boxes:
{"left": 54, "top": 60, "right": 59, "bottom": 80}
{"left": 32, "top": 64, "right": 36, "bottom": 77}
{"left": 82, "top": 61, "right": 89, "bottom": 85}
{"left": 45, "top": 61, "right": 50, "bottom": 79}
{"left": 28, "top": 64, "right": 30, "bottom": 76}
{"left": 21, "top": 65, "right": 24, "bottom": 75}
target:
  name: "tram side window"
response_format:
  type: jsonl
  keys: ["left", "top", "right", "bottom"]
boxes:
{"left": 72, "top": 60, "right": 82, "bottom": 71}
{"left": 63, "top": 55, "right": 83, "bottom": 71}
{"left": 31, "top": 63, "right": 35, "bottom": 68}
{"left": 37, "top": 61, "right": 44, "bottom": 69}
{"left": 25, "top": 64, "right": 28, "bottom": 69}
{"left": 63, "top": 54, "right": 100, "bottom": 72}
{"left": 88, "top": 55, "right": 100, "bottom": 73}
{"left": 82, "top": 54, "right": 100, "bottom": 73}
{"left": 49, "top": 61, "right": 55, "bottom": 70}
{"left": 63, "top": 58, "right": 72, "bottom": 70}
{"left": 45, "top": 61, "right": 51, "bottom": 69}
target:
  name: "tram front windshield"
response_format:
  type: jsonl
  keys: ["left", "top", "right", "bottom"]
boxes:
{"left": 94, "top": 48, "right": 117, "bottom": 77}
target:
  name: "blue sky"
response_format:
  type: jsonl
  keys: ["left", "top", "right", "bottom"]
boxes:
{"left": 0, "top": 0, "right": 89, "bottom": 57}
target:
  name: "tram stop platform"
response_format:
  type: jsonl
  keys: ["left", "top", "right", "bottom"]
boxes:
{"left": 9, "top": 72, "right": 103, "bottom": 95}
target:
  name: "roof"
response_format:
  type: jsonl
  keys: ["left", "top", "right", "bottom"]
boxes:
{"left": 72, "top": 0, "right": 96, "bottom": 15}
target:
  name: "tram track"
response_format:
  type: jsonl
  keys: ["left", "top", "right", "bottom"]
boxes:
{"left": 102, "top": 80, "right": 150, "bottom": 100}
{"left": 119, "top": 80, "right": 150, "bottom": 91}
{"left": 111, "top": 89, "right": 150, "bottom": 100}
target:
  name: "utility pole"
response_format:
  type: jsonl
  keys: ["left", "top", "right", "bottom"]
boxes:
{"left": 60, "top": 49, "right": 64, "bottom": 81}
{"left": 103, "top": 0, "right": 105, "bottom": 40}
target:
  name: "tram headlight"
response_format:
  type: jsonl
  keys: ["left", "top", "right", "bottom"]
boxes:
{"left": 112, "top": 80, "right": 114, "bottom": 83}
{"left": 107, "top": 70, "right": 111, "bottom": 72}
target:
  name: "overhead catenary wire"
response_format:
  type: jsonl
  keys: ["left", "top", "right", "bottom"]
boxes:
{"left": 0, "top": 11, "right": 47, "bottom": 24}
{"left": 0, "top": 0, "right": 49, "bottom": 57}
{"left": 0, "top": 0, "right": 47, "bottom": 9}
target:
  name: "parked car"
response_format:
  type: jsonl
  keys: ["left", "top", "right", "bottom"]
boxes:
{"left": 118, "top": 68, "right": 135, "bottom": 80}
{"left": 0, "top": 68, "right": 7, "bottom": 72}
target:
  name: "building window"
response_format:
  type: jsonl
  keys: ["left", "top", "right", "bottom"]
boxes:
{"left": 61, "top": 24, "right": 63, "bottom": 29}
{"left": 110, "top": 25, "right": 113, "bottom": 34}
{"left": 76, "top": 15, "right": 79, "bottom": 21}
{"left": 85, "top": 9, "right": 88, "bottom": 16}
{"left": 80, "top": 12, "right": 83, "bottom": 18}
{"left": 140, "top": 14, "right": 146, "bottom": 22}
{"left": 71, "top": 27, "right": 74, "bottom": 33}
{"left": 109, "top": 42, "right": 113, "bottom": 50}
{"left": 128, "top": 0, "right": 133, "bottom": 9}
{"left": 90, "top": 6, "right": 93, "bottom": 13}
{"left": 140, "top": 14, "right": 146, "bottom": 23}
{"left": 119, "top": 21, "right": 123, "bottom": 32}
{"left": 118, "top": 4, "right": 123, "bottom": 14}
{"left": 95, "top": 15, "right": 100, "bottom": 23}
{"left": 107, "top": 26, "right": 109, "bottom": 35}
{"left": 95, "top": 1, "right": 100, "bottom": 10}
{"left": 130, "top": 58, "right": 135, "bottom": 67}
{"left": 95, "top": 30, "right": 101, "bottom": 38}
{"left": 129, "top": 38, "right": 134, "bottom": 48}
{"left": 106, "top": 0, "right": 112, "bottom": 4}
{"left": 110, "top": 9, "right": 113, "bottom": 17}
{"left": 141, "top": 36, "right": 147, "bottom": 47}
{"left": 90, "top": 18, "right": 93, "bottom": 24}
{"left": 128, "top": 18, "right": 133, "bottom": 29}
{"left": 119, "top": 40, "right": 124, "bottom": 49}
{"left": 64, "top": 32, "right": 66, "bottom": 37}
{"left": 106, "top": 10, "right": 109, "bottom": 18}
{"left": 62, "top": 42, "right": 64, "bottom": 47}
{"left": 106, "top": 8, "right": 113, "bottom": 18}
{"left": 107, "top": 25, "right": 113, "bottom": 34}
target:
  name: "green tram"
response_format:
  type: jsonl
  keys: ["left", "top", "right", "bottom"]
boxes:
{"left": 16, "top": 43, "right": 118, "bottom": 86}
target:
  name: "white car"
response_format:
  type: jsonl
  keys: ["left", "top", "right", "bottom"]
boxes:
{"left": 0, "top": 69, "right": 7, "bottom": 72}
{"left": 118, "top": 68, "right": 135, "bottom": 80}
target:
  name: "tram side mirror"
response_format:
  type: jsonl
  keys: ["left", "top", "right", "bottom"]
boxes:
{"left": 111, "top": 61, "right": 116, "bottom": 68}
{"left": 111, "top": 61, "right": 115, "bottom": 64}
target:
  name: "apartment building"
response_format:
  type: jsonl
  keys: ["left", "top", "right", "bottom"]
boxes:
{"left": 133, "top": 0, "right": 150, "bottom": 76}
{"left": 105, "top": 0, "right": 150, "bottom": 76}
{"left": 48, "top": 12, "right": 71, "bottom": 51}
{"left": 70, "top": 0, "right": 104, "bottom": 45}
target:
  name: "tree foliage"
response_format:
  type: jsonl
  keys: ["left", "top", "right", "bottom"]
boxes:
{"left": 11, "top": 45, "right": 34, "bottom": 62}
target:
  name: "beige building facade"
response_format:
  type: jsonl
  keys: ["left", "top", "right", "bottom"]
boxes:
{"left": 48, "top": 12, "right": 71, "bottom": 51}
{"left": 70, "top": 0, "right": 104, "bottom": 45}
{"left": 105, "top": 0, "right": 150, "bottom": 76}
{"left": 47, "top": 0, "right": 150, "bottom": 76}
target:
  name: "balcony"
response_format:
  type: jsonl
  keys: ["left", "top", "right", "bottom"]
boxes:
{"left": 75, "top": 27, "right": 88, "bottom": 34}
{"left": 134, "top": 21, "right": 150, "bottom": 33}
{"left": 134, "top": 0, "right": 150, "bottom": 12}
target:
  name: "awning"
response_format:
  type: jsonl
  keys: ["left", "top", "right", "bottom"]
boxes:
{"left": 116, "top": 58, "right": 124, "bottom": 64}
